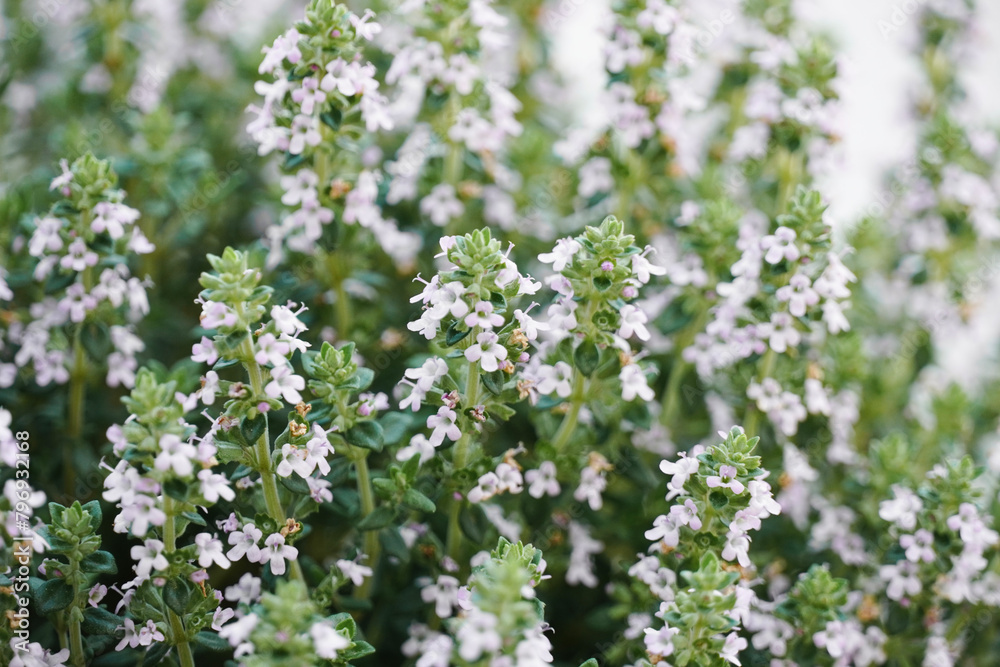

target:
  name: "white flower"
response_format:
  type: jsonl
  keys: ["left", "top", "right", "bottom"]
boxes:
{"left": 427, "top": 407, "right": 461, "bottom": 446}
{"left": 131, "top": 539, "right": 169, "bottom": 578}
{"left": 311, "top": 621, "right": 351, "bottom": 659}
{"left": 525, "top": 461, "right": 560, "bottom": 498}
{"left": 620, "top": 363, "right": 654, "bottom": 401}
{"left": 337, "top": 558, "right": 374, "bottom": 587}
{"left": 465, "top": 331, "right": 508, "bottom": 372}
{"left": 538, "top": 237, "right": 582, "bottom": 271}
{"left": 619, "top": 304, "right": 650, "bottom": 340}
{"left": 265, "top": 364, "right": 305, "bottom": 404}
{"left": 154, "top": 434, "right": 197, "bottom": 478}
{"left": 421, "top": 575, "right": 461, "bottom": 618}
{"left": 420, "top": 184, "right": 464, "bottom": 226}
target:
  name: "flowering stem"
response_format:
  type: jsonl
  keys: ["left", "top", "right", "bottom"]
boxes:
{"left": 162, "top": 495, "right": 196, "bottom": 667}
{"left": 352, "top": 449, "right": 379, "bottom": 600}
{"left": 552, "top": 370, "right": 586, "bottom": 453}
{"left": 237, "top": 320, "right": 305, "bottom": 583}
{"left": 446, "top": 360, "right": 482, "bottom": 561}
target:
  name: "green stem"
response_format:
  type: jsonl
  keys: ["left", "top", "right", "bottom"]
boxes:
{"left": 353, "top": 451, "right": 379, "bottom": 600}
{"left": 67, "top": 609, "right": 85, "bottom": 667}
{"left": 162, "top": 496, "right": 195, "bottom": 667}
{"left": 446, "top": 359, "right": 482, "bottom": 561}
{"left": 334, "top": 278, "right": 352, "bottom": 339}
{"left": 551, "top": 370, "right": 586, "bottom": 453}
{"left": 238, "top": 316, "right": 305, "bottom": 583}
{"left": 66, "top": 333, "right": 85, "bottom": 495}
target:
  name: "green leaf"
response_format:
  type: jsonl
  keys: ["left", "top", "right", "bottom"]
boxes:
{"left": 193, "top": 631, "right": 231, "bottom": 652}
{"left": 593, "top": 276, "right": 612, "bottom": 291}
{"left": 445, "top": 320, "right": 471, "bottom": 346}
{"left": 82, "top": 607, "right": 124, "bottom": 635}
{"left": 709, "top": 491, "right": 729, "bottom": 509}
{"left": 215, "top": 441, "right": 245, "bottom": 464}
{"left": 345, "top": 421, "right": 384, "bottom": 452}
{"left": 379, "top": 528, "right": 410, "bottom": 562}
{"left": 341, "top": 641, "right": 376, "bottom": 661}
{"left": 48, "top": 502, "right": 67, "bottom": 526}
{"left": 320, "top": 107, "right": 343, "bottom": 130}
{"left": 401, "top": 488, "right": 436, "bottom": 513}
{"left": 241, "top": 415, "right": 266, "bottom": 446}
{"left": 82, "top": 500, "right": 102, "bottom": 531}
{"left": 339, "top": 367, "right": 374, "bottom": 392}
{"left": 163, "top": 579, "right": 191, "bottom": 618}
{"left": 482, "top": 370, "right": 505, "bottom": 396}
{"left": 574, "top": 340, "right": 600, "bottom": 376}
{"left": 35, "top": 578, "right": 74, "bottom": 615}
{"left": 356, "top": 506, "right": 395, "bottom": 531}
{"left": 181, "top": 512, "right": 207, "bottom": 527}
{"left": 80, "top": 550, "right": 117, "bottom": 574}
{"left": 164, "top": 478, "right": 188, "bottom": 502}
{"left": 279, "top": 473, "right": 312, "bottom": 496}
{"left": 459, "top": 503, "right": 488, "bottom": 544}
{"left": 578, "top": 660, "right": 600, "bottom": 667}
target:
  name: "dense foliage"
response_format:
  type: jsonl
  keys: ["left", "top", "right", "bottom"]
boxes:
{"left": 3, "top": 0, "right": 1000, "bottom": 666}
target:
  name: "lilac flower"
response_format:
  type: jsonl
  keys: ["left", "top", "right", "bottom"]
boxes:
{"left": 255, "top": 333, "right": 291, "bottom": 367}
{"left": 707, "top": 465, "right": 746, "bottom": 494}
{"left": 195, "top": 533, "right": 231, "bottom": 569}
{"left": 465, "top": 301, "right": 505, "bottom": 330}
{"left": 227, "top": 523, "right": 263, "bottom": 562}
{"left": 721, "top": 632, "right": 748, "bottom": 665}
{"left": 465, "top": 331, "right": 508, "bottom": 372}
{"left": 259, "top": 533, "right": 298, "bottom": 575}
{"left": 288, "top": 114, "right": 321, "bottom": 155}
{"left": 760, "top": 226, "right": 800, "bottom": 264}
{"left": 468, "top": 472, "right": 501, "bottom": 503}
{"left": 644, "top": 623, "right": 679, "bottom": 657}
{"left": 427, "top": 406, "right": 461, "bottom": 446}
{"left": 880, "top": 560, "right": 921, "bottom": 600}
{"left": 900, "top": 530, "right": 935, "bottom": 563}
{"left": 776, "top": 273, "right": 820, "bottom": 317}
{"left": 291, "top": 77, "right": 326, "bottom": 115}
{"left": 224, "top": 573, "right": 262, "bottom": 606}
